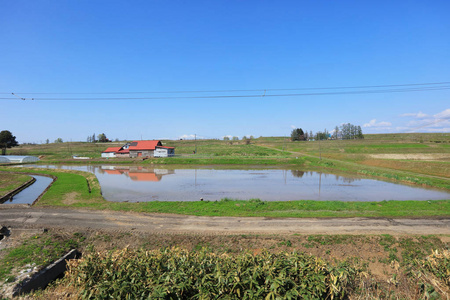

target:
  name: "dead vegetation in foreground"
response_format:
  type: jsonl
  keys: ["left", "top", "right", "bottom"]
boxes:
{"left": 1, "top": 229, "right": 448, "bottom": 299}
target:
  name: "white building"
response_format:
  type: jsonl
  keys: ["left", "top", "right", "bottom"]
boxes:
{"left": 154, "top": 146, "right": 175, "bottom": 157}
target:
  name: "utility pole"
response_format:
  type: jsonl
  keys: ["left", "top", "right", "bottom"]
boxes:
{"left": 319, "top": 137, "right": 322, "bottom": 160}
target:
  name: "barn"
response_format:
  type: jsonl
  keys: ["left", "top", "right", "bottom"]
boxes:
{"left": 128, "top": 140, "right": 162, "bottom": 158}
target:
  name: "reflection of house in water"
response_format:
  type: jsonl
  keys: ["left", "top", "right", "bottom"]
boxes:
{"left": 98, "top": 166, "right": 174, "bottom": 181}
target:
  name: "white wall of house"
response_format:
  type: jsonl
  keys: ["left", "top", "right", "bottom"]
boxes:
{"left": 154, "top": 148, "right": 174, "bottom": 157}
{"left": 101, "top": 152, "right": 116, "bottom": 158}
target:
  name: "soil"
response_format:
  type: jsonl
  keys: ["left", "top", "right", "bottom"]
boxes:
{"left": 1, "top": 206, "right": 449, "bottom": 299}
{"left": 1, "top": 206, "right": 449, "bottom": 235}
{"left": 369, "top": 153, "right": 450, "bottom": 161}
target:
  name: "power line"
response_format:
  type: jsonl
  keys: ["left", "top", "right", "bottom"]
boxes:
{"left": 1, "top": 85, "right": 450, "bottom": 101}
{"left": 1, "top": 81, "right": 450, "bottom": 95}
{"left": 406, "top": 115, "right": 450, "bottom": 132}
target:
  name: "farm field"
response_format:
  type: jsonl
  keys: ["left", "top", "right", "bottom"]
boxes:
{"left": 0, "top": 133, "right": 449, "bottom": 298}
{"left": 8, "top": 133, "right": 450, "bottom": 188}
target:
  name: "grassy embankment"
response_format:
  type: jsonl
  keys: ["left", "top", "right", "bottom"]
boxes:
{"left": 3, "top": 133, "right": 449, "bottom": 217}
{"left": 0, "top": 173, "right": 32, "bottom": 199}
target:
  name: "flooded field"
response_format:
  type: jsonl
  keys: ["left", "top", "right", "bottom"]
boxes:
{"left": 18, "top": 165, "right": 450, "bottom": 202}
{"left": 1, "top": 175, "right": 53, "bottom": 205}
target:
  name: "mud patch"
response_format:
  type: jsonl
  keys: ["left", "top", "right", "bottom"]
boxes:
{"left": 63, "top": 192, "right": 80, "bottom": 205}
{"left": 369, "top": 153, "right": 450, "bottom": 161}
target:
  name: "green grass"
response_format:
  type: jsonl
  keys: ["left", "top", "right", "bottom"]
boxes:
{"left": 0, "top": 167, "right": 105, "bottom": 208}
{"left": 0, "top": 232, "right": 84, "bottom": 282}
{"left": 60, "top": 247, "right": 361, "bottom": 299}
{"left": 106, "top": 198, "right": 450, "bottom": 218}
{"left": 0, "top": 173, "right": 31, "bottom": 195}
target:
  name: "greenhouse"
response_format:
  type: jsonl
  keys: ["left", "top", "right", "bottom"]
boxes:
{"left": 0, "top": 156, "right": 40, "bottom": 163}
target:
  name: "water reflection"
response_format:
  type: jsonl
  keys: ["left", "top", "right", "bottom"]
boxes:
{"left": 17, "top": 165, "right": 450, "bottom": 202}
{"left": 96, "top": 166, "right": 174, "bottom": 182}
{"left": 1, "top": 175, "right": 53, "bottom": 205}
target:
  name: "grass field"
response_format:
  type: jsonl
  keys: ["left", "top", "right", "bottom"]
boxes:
{"left": 1, "top": 133, "right": 449, "bottom": 215}
{"left": 1, "top": 134, "right": 449, "bottom": 299}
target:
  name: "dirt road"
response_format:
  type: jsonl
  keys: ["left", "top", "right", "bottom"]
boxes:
{"left": 1, "top": 206, "right": 449, "bottom": 235}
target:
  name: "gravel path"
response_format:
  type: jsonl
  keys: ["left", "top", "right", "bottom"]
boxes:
{"left": 1, "top": 206, "right": 449, "bottom": 235}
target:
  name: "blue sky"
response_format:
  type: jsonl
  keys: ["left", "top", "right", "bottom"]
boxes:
{"left": 1, "top": 0, "right": 449, "bottom": 143}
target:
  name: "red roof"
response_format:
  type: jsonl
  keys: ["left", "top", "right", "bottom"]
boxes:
{"left": 156, "top": 146, "right": 175, "bottom": 149}
{"left": 128, "top": 172, "right": 160, "bottom": 182}
{"left": 129, "top": 140, "right": 162, "bottom": 151}
{"left": 117, "top": 148, "right": 130, "bottom": 154}
{"left": 104, "top": 169, "right": 122, "bottom": 175}
{"left": 102, "top": 147, "right": 121, "bottom": 153}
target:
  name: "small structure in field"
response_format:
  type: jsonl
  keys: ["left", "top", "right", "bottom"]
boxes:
{"left": 0, "top": 155, "right": 40, "bottom": 163}
{"left": 101, "top": 147, "right": 122, "bottom": 158}
{"left": 72, "top": 155, "right": 90, "bottom": 160}
{"left": 101, "top": 141, "right": 174, "bottom": 158}
{"left": 154, "top": 146, "right": 175, "bottom": 157}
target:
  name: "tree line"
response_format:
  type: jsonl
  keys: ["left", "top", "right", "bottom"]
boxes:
{"left": 291, "top": 123, "right": 364, "bottom": 141}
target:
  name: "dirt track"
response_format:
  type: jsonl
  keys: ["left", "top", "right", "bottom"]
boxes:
{"left": 1, "top": 206, "right": 449, "bottom": 235}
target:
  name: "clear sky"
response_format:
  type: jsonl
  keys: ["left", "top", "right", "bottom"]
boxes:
{"left": 1, "top": 0, "right": 449, "bottom": 143}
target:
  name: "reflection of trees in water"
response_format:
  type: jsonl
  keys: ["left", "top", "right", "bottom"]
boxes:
{"left": 333, "top": 174, "right": 361, "bottom": 183}
{"left": 341, "top": 177, "right": 360, "bottom": 183}
{"left": 289, "top": 170, "right": 361, "bottom": 183}
{"left": 291, "top": 170, "right": 305, "bottom": 178}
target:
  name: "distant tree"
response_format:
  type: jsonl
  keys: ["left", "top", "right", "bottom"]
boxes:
{"left": 98, "top": 133, "right": 108, "bottom": 143}
{"left": 46, "top": 139, "right": 50, "bottom": 144}
{"left": 340, "top": 123, "right": 350, "bottom": 139}
{"left": 334, "top": 126, "right": 340, "bottom": 139}
{"left": 54, "top": 138, "right": 63, "bottom": 143}
{"left": 339, "top": 123, "right": 363, "bottom": 139}
{"left": 223, "top": 136, "right": 230, "bottom": 141}
{"left": 249, "top": 135, "right": 254, "bottom": 139}
{"left": 357, "top": 125, "right": 364, "bottom": 139}
{"left": 0, "top": 130, "right": 18, "bottom": 155}
{"left": 92, "top": 133, "right": 96, "bottom": 143}
{"left": 309, "top": 131, "right": 313, "bottom": 140}
{"left": 114, "top": 138, "right": 119, "bottom": 142}
{"left": 291, "top": 128, "right": 305, "bottom": 141}
{"left": 232, "top": 136, "right": 239, "bottom": 141}
{"left": 315, "top": 129, "right": 329, "bottom": 140}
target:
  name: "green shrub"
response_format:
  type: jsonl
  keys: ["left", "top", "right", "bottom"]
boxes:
{"left": 64, "top": 248, "right": 362, "bottom": 299}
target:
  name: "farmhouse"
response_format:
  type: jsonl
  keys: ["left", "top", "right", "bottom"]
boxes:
{"left": 101, "top": 140, "right": 174, "bottom": 158}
